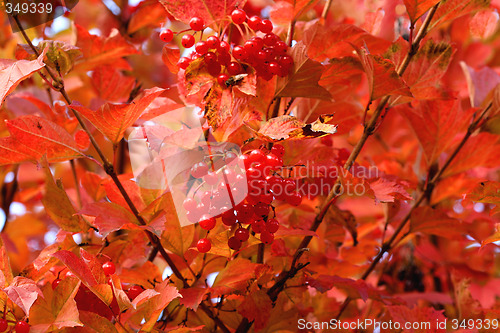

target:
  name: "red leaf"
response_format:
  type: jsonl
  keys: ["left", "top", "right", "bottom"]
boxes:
{"left": 465, "top": 181, "right": 500, "bottom": 218}
{"left": 255, "top": 114, "right": 337, "bottom": 141}
{"left": 0, "top": 49, "right": 46, "bottom": 105}
{"left": 306, "top": 275, "right": 383, "bottom": 302}
{"left": 0, "top": 237, "right": 12, "bottom": 288}
{"left": 270, "top": 0, "right": 320, "bottom": 24}
{"left": 275, "top": 41, "right": 331, "bottom": 100}
{"left": 53, "top": 250, "right": 98, "bottom": 287}
{"left": 162, "top": 45, "right": 181, "bottom": 75}
{"left": 79, "top": 202, "right": 138, "bottom": 236}
{"left": 211, "top": 259, "right": 261, "bottom": 296}
{"left": 388, "top": 305, "right": 446, "bottom": 332}
{"left": 410, "top": 206, "right": 466, "bottom": 238}
{"left": 403, "top": 0, "right": 440, "bottom": 24}
{"left": 355, "top": 46, "right": 412, "bottom": 100}
{"left": 429, "top": 0, "right": 490, "bottom": 31}
{"left": 127, "top": 0, "right": 167, "bottom": 34}
{"left": 91, "top": 66, "right": 136, "bottom": 102}
{"left": 159, "top": 0, "right": 246, "bottom": 27}
{"left": 470, "top": 10, "right": 499, "bottom": 39}
{"left": 71, "top": 87, "right": 165, "bottom": 144}
{"left": 367, "top": 177, "right": 412, "bottom": 203}
{"left": 179, "top": 287, "right": 208, "bottom": 310}
{"left": 460, "top": 63, "right": 500, "bottom": 107}
{"left": 0, "top": 116, "right": 85, "bottom": 166}
{"left": 4, "top": 276, "right": 43, "bottom": 314}
{"left": 237, "top": 289, "right": 272, "bottom": 331}
{"left": 75, "top": 25, "right": 139, "bottom": 71}
{"left": 303, "top": 20, "right": 391, "bottom": 62}
{"left": 77, "top": 311, "right": 118, "bottom": 333}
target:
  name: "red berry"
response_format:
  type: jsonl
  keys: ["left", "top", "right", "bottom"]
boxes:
{"left": 218, "top": 52, "right": 231, "bottom": 65}
{"left": 181, "top": 34, "right": 195, "bottom": 48}
{"left": 207, "top": 62, "right": 222, "bottom": 76}
{"left": 254, "top": 202, "right": 269, "bottom": 217}
{"left": 189, "top": 17, "right": 204, "bottom": 31}
{"left": 231, "top": 9, "right": 247, "bottom": 24}
{"left": 15, "top": 321, "right": 30, "bottom": 333}
{"left": 219, "top": 41, "right": 230, "bottom": 53}
{"left": 159, "top": 29, "right": 174, "bottom": 42}
{"left": 264, "top": 33, "right": 278, "bottom": 46}
{"left": 127, "top": 285, "right": 143, "bottom": 300}
{"left": 251, "top": 219, "right": 266, "bottom": 233}
{"left": 203, "top": 172, "right": 219, "bottom": 185}
{"left": 235, "top": 203, "right": 254, "bottom": 223}
{"left": 248, "top": 149, "right": 266, "bottom": 166}
{"left": 278, "top": 55, "right": 294, "bottom": 70}
{"left": 197, "top": 238, "right": 211, "bottom": 253}
{"left": 177, "top": 57, "right": 191, "bottom": 69}
{"left": 271, "top": 144, "right": 285, "bottom": 157}
{"left": 205, "top": 51, "right": 217, "bottom": 64}
{"left": 286, "top": 191, "right": 302, "bottom": 206}
{"left": 221, "top": 209, "right": 237, "bottom": 226}
{"left": 0, "top": 319, "right": 7, "bottom": 332}
{"left": 266, "top": 218, "right": 280, "bottom": 233}
{"left": 227, "top": 62, "right": 242, "bottom": 75}
{"left": 244, "top": 40, "right": 259, "bottom": 54}
{"left": 218, "top": 73, "right": 230, "bottom": 87}
{"left": 256, "top": 50, "right": 267, "bottom": 63}
{"left": 191, "top": 162, "right": 209, "bottom": 178}
{"left": 102, "top": 261, "right": 116, "bottom": 276}
{"left": 266, "top": 153, "right": 283, "bottom": 169}
{"left": 248, "top": 16, "right": 261, "bottom": 30}
{"left": 206, "top": 36, "right": 220, "bottom": 49}
{"left": 228, "top": 236, "right": 242, "bottom": 250}
{"left": 195, "top": 41, "right": 209, "bottom": 55}
{"left": 274, "top": 41, "right": 288, "bottom": 54}
{"left": 260, "top": 231, "right": 274, "bottom": 244}
{"left": 52, "top": 278, "right": 61, "bottom": 290}
{"left": 259, "top": 19, "right": 273, "bottom": 33}
{"left": 183, "top": 198, "right": 198, "bottom": 212}
{"left": 252, "top": 37, "right": 264, "bottom": 49}
{"left": 235, "top": 227, "right": 250, "bottom": 241}
{"left": 199, "top": 215, "right": 216, "bottom": 230}
{"left": 268, "top": 62, "right": 280, "bottom": 76}
{"left": 233, "top": 45, "right": 248, "bottom": 60}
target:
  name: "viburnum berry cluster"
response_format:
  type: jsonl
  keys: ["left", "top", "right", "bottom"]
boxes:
{"left": 159, "top": 8, "right": 294, "bottom": 84}
{"left": 0, "top": 318, "right": 30, "bottom": 333}
{"left": 183, "top": 144, "right": 303, "bottom": 253}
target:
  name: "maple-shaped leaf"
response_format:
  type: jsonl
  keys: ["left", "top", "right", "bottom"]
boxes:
{"left": 179, "top": 287, "right": 209, "bottom": 310}
{"left": 162, "top": 45, "right": 181, "bottom": 74}
{"left": 91, "top": 66, "right": 136, "bottom": 102}
{"left": 161, "top": 209, "right": 195, "bottom": 257}
{"left": 318, "top": 56, "right": 364, "bottom": 101}
{"left": 404, "top": 0, "right": 441, "bottom": 24}
{"left": 465, "top": 181, "right": 500, "bottom": 217}
{"left": 429, "top": 0, "right": 490, "bottom": 31}
{"left": 77, "top": 311, "right": 118, "bottom": 333}
{"left": 270, "top": 0, "right": 320, "bottom": 24}
{"left": 302, "top": 20, "right": 391, "bottom": 62}
{"left": 275, "top": 41, "right": 331, "bottom": 100}
{"left": 388, "top": 305, "right": 446, "bottom": 332}
{"left": 71, "top": 87, "right": 165, "bottom": 144}
{"left": 211, "top": 259, "right": 261, "bottom": 296}
{"left": 29, "top": 277, "right": 83, "bottom": 331}
{"left": 4, "top": 276, "right": 43, "bottom": 314}
{"left": 74, "top": 25, "right": 139, "bottom": 71}
{"left": 460, "top": 62, "right": 500, "bottom": 108}
{"left": 127, "top": 0, "right": 167, "bottom": 34}
{"left": 41, "top": 160, "right": 86, "bottom": 232}
{"left": 237, "top": 288, "right": 272, "bottom": 331}
{"left": 254, "top": 114, "right": 337, "bottom": 141}
{"left": 306, "top": 275, "right": 384, "bottom": 302}
{"left": 410, "top": 206, "right": 466, "bottom": 238}
{"left": 0, "top": 49, "right": 46, "bottom": 105}
{"left": 79, "top": 202, "right": 138, "bottom": 236}
{"left": 159, "top": 0, "right": 245, "bottom": 27}
{"left": 354, "top": 46, "right": 412, "bottom": 100}
{"left": 399, "top": 100, "right": 475, "bottom": 164}
{"left": 387, "top": 39, "right": 455, "bottom": 104}
{"left": 367, "top": 177, "right": 412, "bottom": 203}
{"left": 0, "top": 116, "right": 85, "bottom": 166}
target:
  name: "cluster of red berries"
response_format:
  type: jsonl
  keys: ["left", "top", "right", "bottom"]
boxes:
{"left": 159, "top": 8, "right": 294, "bottom": 84}
{"left": 0, "top": 319, "right": 30, "bottom": 333}
{"left": 183, "top": 145, "right": 303, "bottom": 253}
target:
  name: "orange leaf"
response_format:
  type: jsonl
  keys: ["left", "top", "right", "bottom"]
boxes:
{"left": 255, "top": 114, "right": 337, "bottom": 142}
{"left": 179, "top": 287, "right": 209, "bottom": 310}
{"left": 410, "top": 206, "right": 466, "bottom": 238}
{"left": 4, "top": 276, "right": 42, "bottom": 314}
{"left": 388, "top": 305, "right": 446, "bottom": 332}
{"left": 91, "top": 66, "right": 136, "bottom": 102}
{"left": 211, "top": 259, "right": 261, "bottom": 296}
{"left": 429, "top": 0, "right": 490, "bottom": 31}
{"left": 71, "top": 87, "right": 165, "bottom": 144}
{"left": 403, "top": 0, "right": 440, "bottom": 24}
{"left": 127, "top": 0, "right": 167, "bottom": 34}
{"left": 470, "top": 10, "right": 499, "bottom": 39}
{"left": 162, "top": 45, "right": 181, "bottom": 74}
{"left": 460, "top": 62, "right": 500, "bottom": 107}
{"left": 237, "top": 289, "right": 272, "bottom": 331}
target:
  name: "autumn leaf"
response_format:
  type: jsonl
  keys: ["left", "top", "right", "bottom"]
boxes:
{"left": 470, "top": 10, "right": 499, "bottom": 39}
{"left": 162, "top": 44, "right": 181, "bottom": 74}
{"left": 211, "top": 259, "right": 261, "bottom": 296}
{"left": 275, "top": 41, "right": 331, "bottom": 100}
{"left": 0, "top": 116, "right": 85, "bottom": 166}
{"left": 79, "top": 202, "right": 139, "bottom": 236}
{"left": 0, "top": 48, "right": 46, "bottom": 105}
{"left": 91, "top": 66, "right": 136, "bottom": 102}
{"left": 367, "top": 178, "right": 412, "bottom": 203}
{"left": 71, "top": 87, "right": 165, "bottom": 144}
{"left": 403, "top": 0, "right": 441, "bottom": 24}
{"left": 388, "top": 305, "right": 446, "bottom": 332}
{"left": 460, "top": 62, "right": 500, "bottom": 107}
{"left": 465, "top": 181, "right": 500, "bottom": 216}
{"left": 0, "top": 238, "right": 12, "bottom": 288}
{"left": 179, "top": 287, "right": 209, "bottom": 310}
{"left": 254, "top": 114, "right": 337, "bottom": 141}
{"left": 127, "top": 0, "right": 167, "bottom": 34}
{"left": 306, "top": 275, "right": 385, "bottom": 302}
{"left": 36, "top": 40, "right": 82, "bottom": 76}
{"left": 29, "top": 277, "right": 83, "bottom": 331}
{"left": 4, "top": 276, "right": 43, "bottom": 314}
{"left": 77, "top": 311, "right": 118, "bottom": 333}
{"left": 410, "top": 206, "right": 466, "bottom": 238}
{"left": 270, "top": 0, "right": 320, "bottom": 24}
{"left": 237, "top": 289, "right": 272, "bottom": 331}
{"left": 429, "top": 0, "right": 490, "bottom": 31}
{"left": 159, "top": 0, "right": 245, "bottom": 27}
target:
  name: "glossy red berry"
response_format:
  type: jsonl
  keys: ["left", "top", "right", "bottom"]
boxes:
{"left": 259, "top": 19, "right": 273, "bottom": 33}
{"left": 0, "top": 319, "right": 7, "bottom": 332}
{"left": 207, "top": 62, "right": 222, "bottom": 76}
{"left": 15, "top": 321, "right": 30, "bottom": 333}
{"left": 248, "top": 16, "right": 261, "bottom": 30}
{"left": 260, "top": 231, "right": 274, "bottom": 244}
{"left": 271, "top": 144, "right": 285, "bottom": 157}
{"left": 228, "top": 236, "right": 242, "bottom": 250}
{"left": 205, "top": 51, "right": 218, "bottom": 64}
{"left": 52, "top": 278, "right": 61, "bottom": 290}
{"left": 275, "top": 41, "right": 288, "bottom": 54}
{"left": 217, "top": 73, "right": 230, "bottom": 87}
{"left": 183, "top": 198, "right": 198, "bottom": 212}
{"left": 191, "top": 162, "right": 209, "bottom": 178}
{"left": 159, "top": 29, "right": 174, "bottom": 42}
{"left": 218, "top": 51, "right": 231, "bottom": 65}
{"left": 219, "top": 40, "right": 230, "bottom": 53}
{"left": 102, "top": 261, "right": 116, "bottom": 276}
{"left": 221, "top": 209, "right": 237, "bottom": 226}
{"left": 233, "top": 45, "right": 248, "bottom": 60}
{"left": 278, "top": 55, "right": 294, "bottom": 70}
{"left": 235, "top": 227, "right": 250, "bottom": 241}
{"left": 195, "top": 41, "right": 209, "bottom": 55}
{"left": 266, "top": 218, "right": 280, "bottom": 233}
{"left": 206, "top": 36, "right": 220, "bottom": 49}
{"left": 231, "top": 9, "right": 247, "bottom": 24}
{"left": 203, "top": 172, "right": 219, "bottom": 185}
{"left": 268, "top": 62, "right": 280, "bottom": 76}
{"left": 199, "top": 215, "right": 216, "bottom": 230}
{"left": 197, "top": 238, "right": 211, "bottom": 253}
{"left": 127, "top": 285, "right": 143, "bottom": 300}
{"left": 264, "top": 33, "right": 278, "bottom": 46}
{"left": 189, "top": 17, "right": 204, "bottom": 31}
{"left": 177, "top": 57, "right": 191, "bottom": 69}
{"left": 286, "top": 191, "right": 302, "bottom": 206}
{"left": 227, "top": 62, "right": 242, "bottom": 75}
{"left": 181, "top": 34, "right": 195, "bottom": 48}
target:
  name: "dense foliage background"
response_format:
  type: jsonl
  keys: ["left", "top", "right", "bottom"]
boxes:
{"left": 1, "top": 0, "right": 500, "bottom": 332}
